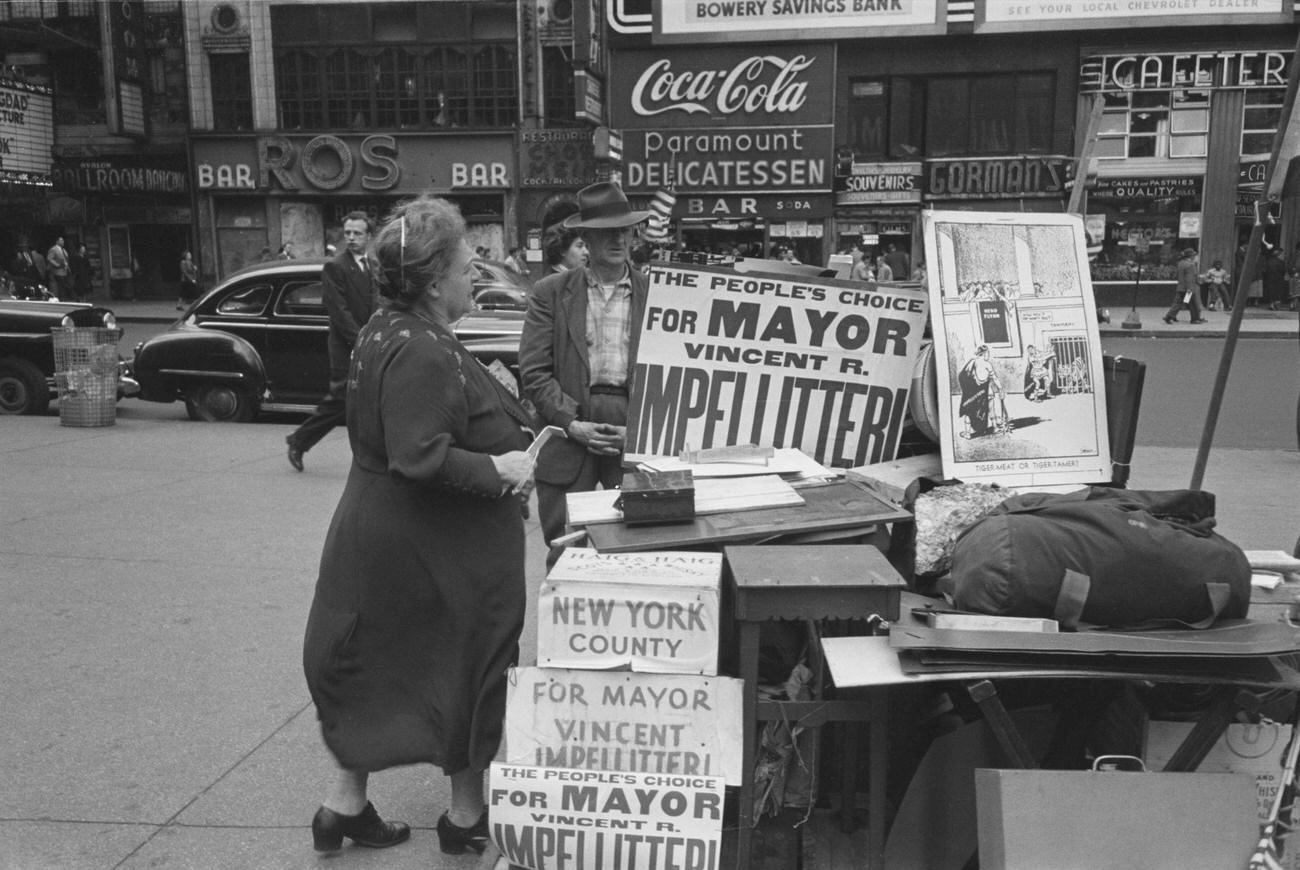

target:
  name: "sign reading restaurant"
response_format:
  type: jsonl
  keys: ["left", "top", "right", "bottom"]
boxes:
{"left": 612, "top": 45, "right": 834, "bottom": 217}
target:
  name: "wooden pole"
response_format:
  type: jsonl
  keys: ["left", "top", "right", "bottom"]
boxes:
{"left": 1190, "top": 28, "right": 1300, "bottom": 490}
{"left": 1067, "top": 95, "right": 1105, "bottom": 217}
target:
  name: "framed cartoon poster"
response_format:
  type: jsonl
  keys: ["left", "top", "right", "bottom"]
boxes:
{"left": 921, "top": 211, "right": 1111, "bottom": 488}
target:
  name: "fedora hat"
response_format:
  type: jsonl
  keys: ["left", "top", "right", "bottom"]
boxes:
{"left": 562, "top": 182, "right": 651, "bottom": 230}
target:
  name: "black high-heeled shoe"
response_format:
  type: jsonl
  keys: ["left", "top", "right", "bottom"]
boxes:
{"left": 437, "top": 810, "right": 490, "bottom": 854}
{"left": 311, "top": 802, "right": 410, "bottom": 851}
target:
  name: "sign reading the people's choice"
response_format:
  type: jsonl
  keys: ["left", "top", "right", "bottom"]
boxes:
{"left": 506, "top": 667, "right": 744, "bottom": 785}
{"left": 625, "top": 264, "right": 928, "bottom": 469}
{"left": 537, "top": 549, "right": 722, "bottom": 675}
{"left": 921, "top": 211, "right": 1111, "bottom": 487}
{"left": 490, "top": 764, "right": 725, "bottom": 870}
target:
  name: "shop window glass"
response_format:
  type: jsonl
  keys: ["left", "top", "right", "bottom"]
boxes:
{"left": 922, "top": 73, "right": 1055, "bottom": 157}
{"left": 889, "top": 78, "right": 925, "bottom": 158}
{"left": 543, "top": 46, "right": 579, "bottom": 126}
{"left": 926, "top": 79, "right": 970, "bottom": 157}
{"left": 1243, "top": 88, "right": 1285, "bottom": 159}
{"left": 848, "top": 80, "right": 888, "bottom": 159}
{"left": 969, "top": 76, "right": 1015, "bottom": 154}
{"left": 271, "top": 2, "right": 516, "bottom": 130}
{"left": 210, "top": 52, "right": 253, "bottom": 132}
{"left": 1015, "top": 74, "right": 1055, "bottom": 153}
{"left": 1097, "top": 89, "right": 1208, "bottom": 160}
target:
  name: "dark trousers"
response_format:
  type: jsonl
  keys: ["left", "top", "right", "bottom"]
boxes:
{"left": 287, "top": 378, "right": 346, "bottom": 453}
{"left": 1164, "top": 287, "right": 1202, "bottom": 321}
{"left": 536, "top": 391, "right": 627, "bottom": 570}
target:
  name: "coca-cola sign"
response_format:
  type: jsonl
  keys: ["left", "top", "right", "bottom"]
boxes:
{"left": 612, "top": 45, "right": 833, "bottom": 129}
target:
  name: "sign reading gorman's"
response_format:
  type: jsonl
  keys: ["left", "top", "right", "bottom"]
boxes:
{"left": 626, "top": 265, "right": 928, "bottom": 469}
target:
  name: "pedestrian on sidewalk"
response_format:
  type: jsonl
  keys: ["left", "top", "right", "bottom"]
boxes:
{"left": 69, "top": 244, "right": 92, "bottom": 302}
{"left": 1164, "top": 248, "right": 1207, "bottom": 324}
{"left": 1203, "top": 260, "right": 1232, "bottom": 311}
{"left": 1262, "top": 247, "right": 1288, "bottom": 311}
{"left": 177, "top": 250, "right": 199, "bottom": 310}
{"left": 45, "top": 237, "right": 69, "bottom": 298}
{"left": 286, "top": 212, "right": 376, "bottom": 471}
{"left": 303, "top": 195, "right": 535, "bottom": 856}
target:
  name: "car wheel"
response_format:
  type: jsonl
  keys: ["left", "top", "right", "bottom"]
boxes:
{"left": 0, "top": 358, "right": 50, "bottom": 415}
{"left": 185, "top": 383, "right": 257, "bottom": 422}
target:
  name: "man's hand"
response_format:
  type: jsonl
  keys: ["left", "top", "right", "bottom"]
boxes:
{"left": 567, "top": 420, "right": 625, "bottom": 456}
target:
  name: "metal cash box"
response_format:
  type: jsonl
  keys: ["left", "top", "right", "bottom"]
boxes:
{"left": 614, "top": 470, "right": 696, "bottom": 525}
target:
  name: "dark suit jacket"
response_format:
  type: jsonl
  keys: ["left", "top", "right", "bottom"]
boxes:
{"left": 519, "top": 266, "right": 648, "bottom": 485}
{"left": 322, "top": 249, "right": 375, "bottom": 379}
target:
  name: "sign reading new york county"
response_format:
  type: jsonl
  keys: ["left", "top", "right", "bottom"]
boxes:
{"left": 506, "top": 667, "right": 744, "bottom": 785}
{"left": 490, "top": 764, "right": 724, "bottom": 870}
{"left": 626, "top": 264, "right": 928, "bottom": 469}
{"left": 0, "top": 78, "right": 54, "bottom": 187}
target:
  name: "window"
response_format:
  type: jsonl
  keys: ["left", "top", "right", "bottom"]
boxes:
{"left": 277, "top": 281, "right": 325, "bottom": 315}
{"left": 210, "top": 53, "right": 252, "bottom": 131}
{"left": 271, "top": 2, "right": 517, "bottom": 131}
{"left": 1243, "top": 88, "right": 1285, "bottom": 158}
{"left": 217, "top": 284, "right": 272, "bottom": 316}
{"left": 542, "top": 46, "right": 578, "bottom": 126}
{"left": 847, "top": 73, "right": 1055, "bottom": 160}
{"left": 1097, "top": 89, "right": 1209, "bottom": 160}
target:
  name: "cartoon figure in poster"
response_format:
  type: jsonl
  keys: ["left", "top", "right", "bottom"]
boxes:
{"left": 957, "top": 345, "right": 1009, "bottom": 438}
{"left": 1023, "top": 344, "right": 1057, "bottom": 402}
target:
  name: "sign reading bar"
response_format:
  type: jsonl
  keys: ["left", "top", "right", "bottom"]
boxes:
{"left": 537, "top": 549, "right": 723, "bottom": 675}
{"left": 0, "top": 78, "right": 54, "bottom": 187}
{"left": 626, "top": 264, "right": 928, "bottom": 469}
{"left": 490, "top": 764, "right": 725, "bottom": 870}
{"left": 506, "top": 667, "right": 744, "bottom": 785}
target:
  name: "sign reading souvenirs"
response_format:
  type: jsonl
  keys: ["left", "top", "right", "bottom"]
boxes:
{"left": 506, "top": 667, "right": 745, "bottom": 785}
{"left": 489, "top": 764, "right": 725, "bottom": 870}
{"left": 1079, "top": 49, "right": 1292, "bottom": 93}
{"left": 835, "top": 161, "right": 923, "bottom": 205}
{"left": 537, "top": 549, "right": 723, "bottom": 675}
{"left": 984, "top": 0, "right": 1290, "bottom": 32}
{"left": 926, "top": 156, "right": 1074, "bottom": 200}
{"left": 625, "top": 264, "right": 928, "bottom": 469}
{"left": 0, "top": 78, "right": 54, "bottom": 187}
{"left": 922, "top": 211, "right": 1111, "bottom": 487}
{"left": 654, "top": 0, "right": 944, "bottom": 42}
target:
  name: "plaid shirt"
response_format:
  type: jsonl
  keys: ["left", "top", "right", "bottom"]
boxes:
{"left": 584, "top": 266, "right": 633, "bottom": 388}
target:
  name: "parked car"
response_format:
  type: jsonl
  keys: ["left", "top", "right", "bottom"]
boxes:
{"left": 0, "top": 299, "right": 138, "bottom": 415}
{"left": 132, "top": 259, "right": 525, "bottom": 423}
{"left": 472, "top": 258, "right": 532, "bottom": 310}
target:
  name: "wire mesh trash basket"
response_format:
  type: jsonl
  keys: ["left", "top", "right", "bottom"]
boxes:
{"left": 51, "top": 326, "right": 122, "bottom": 427}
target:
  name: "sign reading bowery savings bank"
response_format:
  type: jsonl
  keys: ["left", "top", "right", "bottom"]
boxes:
{"left": 655, "top": 0, "right": 944, "bottom": 41}
{"left": 626, "top": 265, "right": 928, "bottom": 469}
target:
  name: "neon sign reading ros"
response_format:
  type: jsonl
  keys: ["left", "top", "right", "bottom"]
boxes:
{"left": 630, "top": 55, "right": 815, "bottom": 118}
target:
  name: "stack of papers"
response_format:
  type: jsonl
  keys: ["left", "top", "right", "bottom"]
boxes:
{"left": 636, "top": 447, "right": 838, "bottom": 486}
{"left": 566, "top": 474, "right": 804, "bottom": 526}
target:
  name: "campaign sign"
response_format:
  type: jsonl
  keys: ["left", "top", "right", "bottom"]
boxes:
{"left": 490, "top": 764, "right": 725, "bottom": 870}
{"left": 537, "top": 550, "right": 722, "bottom": 675}
{"left": 506, "top": 667, "right": 744, "bottom": 785}
{"left": 626, "top": 264, "right": 928, "bottom": 468}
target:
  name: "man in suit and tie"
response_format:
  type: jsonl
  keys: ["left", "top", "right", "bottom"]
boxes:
{"left": 519, "top": 182, "right": 651, "bottom": 566}
{"left": 287, "top": 212, "right": 376, "bottom": 471}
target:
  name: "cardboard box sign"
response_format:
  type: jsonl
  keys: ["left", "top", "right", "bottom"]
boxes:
{"left": 538, "top": 549, "right": 723, "bottom": 675}
{"left": 490, "top": 763, "right": 725, "bottom": 870}
{"left": 974, "top": 767, "right": 1258, "bottom": 870}
{"left": 505, "top": 667, "right": 745, "bottom": 785}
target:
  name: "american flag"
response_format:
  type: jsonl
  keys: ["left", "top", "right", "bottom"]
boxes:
{"left": 643, "top": 188, "right": 676, "bottom": 243}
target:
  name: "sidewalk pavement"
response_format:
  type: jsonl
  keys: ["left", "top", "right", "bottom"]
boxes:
{"left": 98, "top": 296, "right": 1300, "bottom": 339}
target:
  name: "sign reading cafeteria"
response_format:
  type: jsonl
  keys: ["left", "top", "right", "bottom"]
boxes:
{"left": 489, "top": 764, "right": 725, "bottom": 870}
{"left": 625, "top": 264, "right": 928, "bottom": 469}
{"left": 654, "top": 0, "right": 943, "bottom": 41}
{"left": 505, "top": 667, "right": 744, "bottom": 784}
{"left": 0, "top": 77, "right": 54, "bottom": 186}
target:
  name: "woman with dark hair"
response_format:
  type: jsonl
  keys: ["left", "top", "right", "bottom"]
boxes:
{"left": 303, "top": 195, "right": 537, "bottom": 857}
{"left": 542, "top": 221, "right": 588, "bottom": 273}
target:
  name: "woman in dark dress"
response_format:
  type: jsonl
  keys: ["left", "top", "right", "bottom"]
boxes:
{"left": 303, "top": 195, "right": 536, "bottom": 855}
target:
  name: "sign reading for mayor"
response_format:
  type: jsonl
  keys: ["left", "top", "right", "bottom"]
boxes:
{"left": 626, "top": 264, "right": 928, "bottom": 468}
{"left": 538, "top": 549, "right": 722, "bottom": 675}
{"left": 490, "top": 764, "right": 724, "bottom": 870}
{"left": 506, "top": 667, "right": 744, "bottom": 785}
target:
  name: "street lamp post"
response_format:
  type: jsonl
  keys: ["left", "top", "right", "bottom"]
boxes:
{"left": 1121, "top": 232, "right": 1148, "bottom": 330}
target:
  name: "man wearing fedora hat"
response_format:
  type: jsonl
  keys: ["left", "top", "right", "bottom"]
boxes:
{"left": 1163, "top": 247, "right": 1207, "bottom": 324}
{"left": 520, "top": 181, "right": 652, "bottom": 567}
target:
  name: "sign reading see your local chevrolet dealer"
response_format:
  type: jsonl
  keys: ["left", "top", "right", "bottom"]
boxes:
{"left": 0, "top": 77, "right": 54, "bottom": 187}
